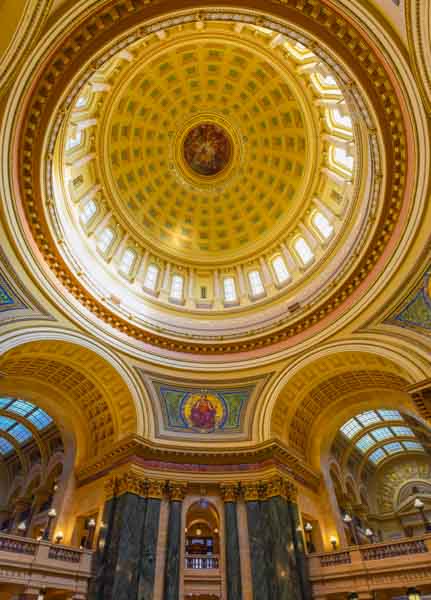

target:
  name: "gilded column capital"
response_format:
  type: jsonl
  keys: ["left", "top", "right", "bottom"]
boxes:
{"left": 167, "top": 481, "right": 187, "bottom": 502}
{"left": 105, "top": 476, "right": 117, "bottom": 500}
{"left": 146, "top": 479, "right": 165, "bottom": 500}
{"left": 116, "top": 471, "right": 146, "bottom": 497}
{"left": 242, "top": 482, "right": 260, "bottom": 502}
{"left": 220, "top": 483, "right": 240, "bottom": 502}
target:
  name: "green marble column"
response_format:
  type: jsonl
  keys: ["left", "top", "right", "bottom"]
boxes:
{"left": 244, "top": 478, "right": 312, "bottom": 600}
{"left": 163, "top": 482, "right": 187, "bottom": 600}
{"left": 221, "top": 485, "right": 242, "bottom": 600}
{"left": 244, "top": 484, "right": 271, "bottom": 600}
{"left": 137, "top": 492, "right": 162, "bottom": 600}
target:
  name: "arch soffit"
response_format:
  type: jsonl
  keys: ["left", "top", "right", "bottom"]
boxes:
{"left": 0, "top": 328, "right": 149, "bottom": 438}
{"left": 0, "top": 338, "right": 140, "bottom": 458}
{"left": 261, "top": 338, "right": 429, "bottom": 442}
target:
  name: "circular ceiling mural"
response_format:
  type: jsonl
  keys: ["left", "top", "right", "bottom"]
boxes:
{"left": 9, "top": 4, "right": 409, "bottom": 356}
{"left": 183, "top": 122, "right": 232, "bottom": 177}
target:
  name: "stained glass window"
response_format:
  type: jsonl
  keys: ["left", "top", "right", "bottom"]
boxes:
{"left": 383, "top": 442, "right": 403, "bottom": 455}
{"left": 378, "top": 409, "right": 402, "bottom": 421}
{"left": 391, "top": 426, "right": 414, "bottom": 437}
{"left": 272, "top": 256, "right": 290, "bottom": 284}
{"left": 7, "top": 399, "right": 34, "bottom": 417}
{"left": 340, "top": 418, "right": 362, "bottom": 439}
{"left": 0, "top": 438, "right": 13, "bottom": 454}
{"left": 248, "top": 270, "right": 265, "bottom": 296}
{"left": 402, "top": 441, "right": 424, "bottom": 451}
{"left": 223, "top": 277, "right": 237, "bottom": 302}
{"left": 357, "top": 411, "right": 380, "bottom": 427}
{"left": 27, "top": 409, "right": 52, "bottom": 430}
{"left": 356, "top": 434, "right": 375, "bottom": 453}
{"left": 371, "top": 427, "right": 392, "bottom": 442}
{"left": 170, "top": 274, "right": 184, "bottom": 300}
{"left": 8, "top": 423, "right": 32, "bottom": 443}
{"left": 144, "top": 264, "right": 159, "bottom": 290}
{"left": 294, "top": 238, "right": 314, "bottom": 266}
{"left": 369, "top": 448, "right": 386, "bottom": 464}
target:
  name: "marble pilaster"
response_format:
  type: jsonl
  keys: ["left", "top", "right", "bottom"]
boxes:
{"left": 221, "top": 484, "right": 242, "bottom": 600}
{"left": 244, "top": 484, "right": 271, "bottom": 600}
{"left": 163, "top": 483, "right": 187, "bottom": 600}
{"left": 137, "top": 497, "right": 162, "bottom": 600}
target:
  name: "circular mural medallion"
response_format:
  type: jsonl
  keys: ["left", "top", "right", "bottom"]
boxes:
{"left": 181, "top": 392, "right": 227, "bottom": 433}
{"left": 183, "top": 123, "right": 232, "bottom": 176}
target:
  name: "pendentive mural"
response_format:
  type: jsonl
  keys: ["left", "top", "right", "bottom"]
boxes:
{"left": 389, "top": 268, "right": 431, "bottom": 334}
{"left": 157, "top": 384, "right": 253, "bottom": 434}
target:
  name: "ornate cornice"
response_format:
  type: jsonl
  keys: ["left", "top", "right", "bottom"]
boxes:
{"left": 12, "top": 0, "right": 408, "bottom": 355}
{"left": 76, "top": 435, "right": 320, "bottom": 492}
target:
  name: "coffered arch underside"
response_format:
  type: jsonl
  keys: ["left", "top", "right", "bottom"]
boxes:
{"left": 0, "top": 340, "right": 139, "bottom": 463}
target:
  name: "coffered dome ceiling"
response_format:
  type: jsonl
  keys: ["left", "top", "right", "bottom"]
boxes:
{"left": 8, "top": 4, "right": 412, "bottom": 357}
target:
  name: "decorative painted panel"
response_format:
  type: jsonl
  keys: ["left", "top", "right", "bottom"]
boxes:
{"left": 156, "top": 384, "right": 253, "bottom": 434}
{"left": 389, "top": 270, "right": 431, "bottom": 333}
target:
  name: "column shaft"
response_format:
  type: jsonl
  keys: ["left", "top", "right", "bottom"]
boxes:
{"left": 138, "top": 498, "right": 161, "bottom": 600}
{"left": 163, "top": 500, "right": 182, "bottom": 600}
{"left": 245, "top": 500, "right": 270, "bottom": 600}
{"left": 224, "top": 501, "right": 242, "bottom": 600}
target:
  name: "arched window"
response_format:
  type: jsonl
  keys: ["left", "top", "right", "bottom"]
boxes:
{"left": 144, "top": 264, "right": 159, "bottom": 290}
{"left": 223, "top": 277, "right": 237, "bottom": 302}
{"left": 272, "top": 256, "right": 290, "bottom": 284}
{"left": 331, "top": 108, "right": 352, "bottom": 130}
{"left": 66, "top": 130, "right": 82, "bottom": 150}
{"left": 248, "top": 270, "right": 264, "bottom": 297}
{"left": 294, "top": 237, "right": 314, "bottom": 266}
{"left": 120, "top": 249, "right": 136, "bottom": 275}
{"left": 98, "top": 228, "right": 114, "bottom": 253}
{"left": 170, "top": 274, "right": 184, "bottom": 300}
{"left": 332, "top": 147, "right": 354, "bottom": 172}
{"left": 81, "top": 200, "right": 97, "bottom": 224}
{"left": 312, "top": 212, "right": 334, "bottom": 240}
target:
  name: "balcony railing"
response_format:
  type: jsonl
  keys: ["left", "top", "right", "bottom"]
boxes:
{"left": 0, "top": 532, "right": 92, "bottom": 596}
{"left": 308, "top": 534, "right": 431, "bottom": 597}
{"left": 185, "top": 554, "right": 220, "bottom": 569}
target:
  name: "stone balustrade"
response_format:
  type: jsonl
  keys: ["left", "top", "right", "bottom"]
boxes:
{"left": 308, "top": 534, "right": 431, "bottom": 599}
{"left": 0, "top": 532, "right": 92, "bottom": 597}
{"left": 185, "top": 554, "right": 220, "bottom": 570}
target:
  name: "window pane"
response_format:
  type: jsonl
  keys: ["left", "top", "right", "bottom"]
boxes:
{"left": 378, "top": 410, "right": 402, "bottom": 421}
{"left": 7, "top": 400, "right": 34, "bottom": 417}
{"left": 369, "top": 448, "right": 386, "bottom": 464}
{"left": 170, "top": 275, "right": 184, "bottom": 299}
{"left": 356, "top": 434, "right": 375, "bottom": 453}
{"left": 312, "top": 212, "right": 334, "bottom": 239}
{"left": 98, "top": 228, "right": 114, "bottom": 253}
{"left": 248, "top": 270, "right": 264, "bottom": 296}
{"left": 27, "top": 409, "right": 52, "bottom": 430}
{"left": 402, "top": 441, "right": 424, "bottom": 451}
{"left": 82, "top": 200, "right": 97, "bottom": 224}
{"left": 357, "top": 411, "right": 380, "bottom": 427}
{"left": 331, "top": 108, "right": 352, "bottom": 130}
{"left": 120, "top": 249, "right": 136, "bottom": 274}
{"left": 371, "top": 427, "right": 392, "bottom": 442}
{"left": 383, "top": 442, "right": 403, "bottom": 455}
{"left": 223, "top": 277, "right": 237, "bottom": 302}
{"left": 0, "top": 416, "right": 16, "bottom": 431}
{"left": 66, "top": 130, "right": 82, "bottom": 150}
{"left": 272, "top": 256, "right": 290, "bottom": 284}
{"left": 340, "top": 418, "right": 362, "bottom": 439}
{"left": 294, "top": 238, "right": 314, "bottom": 265}
{"left": 391, "top": 426, "right": 414, "bottom": 437}
{"left": 333, "top": 147, "right": 354, "bottom": 171}
{"left": 144, "top": 265, "right": 159, "bottom": 290}
{"left": 0, "top": 438, "right": 13, "bottom": 454}
{"left": 8, "top": 423, "right": 32, "bottom": 443}
{"left": 0, "top": 398, "right": 13, "bottom": 409}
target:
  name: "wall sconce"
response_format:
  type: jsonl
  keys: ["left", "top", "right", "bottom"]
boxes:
{"left": 407, "top": 588, "right": 421, "bottom": 600}
{"left": 329, "top": 536, "right": 337, "bottom": 551}
{"left": 414, "top": 498, "right": 431, "bottom": 532}
{"left": 17, "top": 521, "right": 27, "bottom": 536}
{"left": 214, "top": 528, "right": 219, "bottom": 534}
{"left": 196, "top": 528, "right": 202, "bottom": 536}
{"left": 365, "top": 528, "right": 374, "bottom": 544}
{"left": 304, "top": 522, "right": 315, "bottom": 553}
{"left": 55, "top": 531, "right": 64, "bottom": 544}
{"left": 43, "top": 508, "right": 57, "bottom": 541}
{"left": 86, "top": 518, "right": 96, "bottom": 549}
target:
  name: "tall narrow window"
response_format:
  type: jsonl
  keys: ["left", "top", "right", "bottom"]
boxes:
{"left": 333, "top": 147, "right": 354, "bottom": 172}
{"left": 98, "top": 228, "right": 114, "bottom": 253}
{"left": 81, "top": 200, "right": 97, "bottom": 224}
{"left": 331, "top": 108, "right": 352, "bottom": 130}
{"left": 170, "top": 274, "right": 184, "bottom": 300}
{"left": 294, "top": 238, "right": 314, "bottom": 266}
{"left": 66, "top": 130, "right": 82, "bottom": 150}
{"left": 144, "top": 264, "right": 159, "bottom": 290}
{"left": 272, "top": 256, "right": 290, "bottom": 284}
{"left": 223, "top": 277, "right": 237, "bottom": 302}
{"left": 312, "top": 212, "right": 334, "bottom": 240}
{"left": 120, "top": 249, "right": 136, "bottom": 275}
{"left": 248, "top": 270, "right": 264, "bottom": 296}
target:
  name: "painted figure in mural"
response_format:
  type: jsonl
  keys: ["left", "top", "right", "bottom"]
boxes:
{"left": 183, "top": 123, "right": 231, "bottom": 176}
{"left": 190, "top": 394, "right": 217, "bottom": 430}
